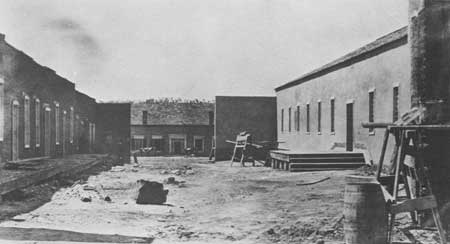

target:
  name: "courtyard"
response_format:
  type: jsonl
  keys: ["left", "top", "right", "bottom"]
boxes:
{"left": 0, "top": 157, "right": 348, "bottom": 244}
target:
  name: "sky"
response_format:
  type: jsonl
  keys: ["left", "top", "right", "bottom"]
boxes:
{"left": 0, "top": 0, "right": 407, "bottom": 101}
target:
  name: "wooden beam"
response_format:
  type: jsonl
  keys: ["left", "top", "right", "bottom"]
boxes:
{"left": 7, "top": 156, "right": 51, "bottom": 164}
{"left": 388, "top": 125, "right": 450, "bottom": 130}
{"left": 361, "top": 122, "right": 394, "bottom": 128}
{"left": 390, "top": 195, "right": 437, "bottom": 214}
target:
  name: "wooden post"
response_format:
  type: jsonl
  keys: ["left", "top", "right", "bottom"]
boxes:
{"left": 409, "top": 0, "right": 450, "bottom": 229}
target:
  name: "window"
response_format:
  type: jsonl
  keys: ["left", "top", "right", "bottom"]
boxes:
{"left": 369, "top": 90, "right": 375, "bottom": 133}
{"left": 317, "top": 101, "right": 322, "bottom": 133}
{"left": 330, "top": 98, "right": 335, "bottom": 133}
{"left": 0, "top": 80, "right": 4, "bottom": 141}
{"left": 296, "top": 105, "right": 300, "bottom": 131}
{"left": 132, "top": 135, "right": 144, "bottom": 150}
{"left": 92, "top": 123, "right": 96, "bottom": 146}
{"left": 74, "top": 114, "right": 79, "bottom": 147}
{"left": 306, "top": 104, "right": 310, "bottom": 133}
{"left": 70, "top": 107, "right": 74, "bottom": 143}
{"left": 90, "top": 123, "right": 96, "bottom": 147}
{"left": 35, "top": 98, "right": 40, "bottom": 147}
{"left": 88, "top": 122, "right": 96, "bottom": 151}
{"left": 288, "top": 107, "right": 292, "bottom": 132}
{"left": 194, "top": 136, "right": 204, "bottom": 152}
{"left": 393, "top": 86, "right": 399, "bottom": 122}
{"left": 24, "top": 95, "right": 30, "bottom": 148}
{"left": 55, "top": 102, "right": 60, "bottom": 145}
{"left": 12, "top": 100, "right": 19, "bottom": 160}
{"left": 142, "top": 110, "right": 148, "bottom": 125}
{"left": 281, "top": 109, "right": 284, "bottom": 132}
{"left": 62, "top": 110, "right": 67, "bottom": 146}
{"left": 151, "top": 135, "right": 164, "bottom": 151}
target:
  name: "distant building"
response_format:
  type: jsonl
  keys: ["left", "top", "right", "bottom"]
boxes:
{"left": 130, "top": 99, "right": 214, "bottom": 156}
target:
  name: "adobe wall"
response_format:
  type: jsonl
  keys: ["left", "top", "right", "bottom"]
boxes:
{"left": 215, "top": 96, "right": 277, "bottom": 161}
{"left": 96, "top": 103, "right": 131, "bottom": 163}
{"left": 276, "top": 42, "right": 411, "bottom": 165}
{"left": 0, "top": 35, "right": 99, "bottom": 162}
{"left": 75, "top": 91, "right": 97, "bottom": 153}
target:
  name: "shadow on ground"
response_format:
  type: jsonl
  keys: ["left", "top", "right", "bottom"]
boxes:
{"left": 0, "top": 227, "right": 153, "bottom": 243}
{"left": 0, "top": 156, "right": 120, "bottom": 221}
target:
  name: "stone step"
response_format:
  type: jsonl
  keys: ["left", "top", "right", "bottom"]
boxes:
{"left": 290, "top": 157, "right": 364, "bottom": 163}
{"left": 289, "top": 162, "right": 366, "bottom": 171}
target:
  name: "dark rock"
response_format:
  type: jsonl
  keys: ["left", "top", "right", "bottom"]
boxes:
{"left": 136, "top": 180, "right": 169, "bottom": 205}
{"left": 81, "top": 196, "right": 92, "bottom": 202}
{"left": 166, "top": 177, "right": 176, "bottom": 184}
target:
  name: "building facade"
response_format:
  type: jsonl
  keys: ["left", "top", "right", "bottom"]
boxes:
{"left": 275, "top": 27, "right": 410, "bottom": 162}
{"left": 276, "top": 0, "right": 450, "bottom": 226}
{"left": 215, "top": 96, "right": 277, "bottom": 161}
{"left": 130, "top": 99, "right": 214, "bottom": 156}
{"left": 0, "top": 34, "right": 130, "bottom": 163}
{"left": 96, "top": 103, "right": 131, "bottom": 163}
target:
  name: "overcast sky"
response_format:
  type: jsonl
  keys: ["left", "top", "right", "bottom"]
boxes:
{"left": 0, "top": 0, "right": 407, "bottom": 101}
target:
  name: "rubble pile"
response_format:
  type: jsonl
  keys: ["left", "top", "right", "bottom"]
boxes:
{"left": 52, "top": 183, "right": 111, "bottom": 203}
{"left": 264, "top": 215, "right": 344, "bottom": 243}
{"left": 159, "top": 165, "right": 195, "bottom": 176}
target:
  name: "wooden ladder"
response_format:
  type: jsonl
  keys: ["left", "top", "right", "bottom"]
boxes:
{"left": 230, "top": 132, "right": 252, "bottom": 166}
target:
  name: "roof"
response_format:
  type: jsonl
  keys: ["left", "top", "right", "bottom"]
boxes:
{"left": 130, "top": 99, "right": 214, "bottom": 125}
{"left": 275, "top": 26, "right": 408, "bottom": 92}
{"left": 1, "top": 34, "right": 96, "bottom": 100}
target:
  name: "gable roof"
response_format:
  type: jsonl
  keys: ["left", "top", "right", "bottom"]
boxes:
{"left": 275, "top": 26, "right": 408, "bottom": 92}
{"left": 131, "top": 99, "right": 214, "bottom": 125}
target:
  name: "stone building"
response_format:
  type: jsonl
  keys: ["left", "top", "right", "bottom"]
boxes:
{"left": 0, "top": 34, "right": 130, "bottom": 163}
{"left": 130, "top": 99, "right": 214, "bottom": 156}
{"left": 275, "top": 0, "right": 450, "bottom": 226}
{"left": 276, "top": 26, "right": 409, "bottom": 161}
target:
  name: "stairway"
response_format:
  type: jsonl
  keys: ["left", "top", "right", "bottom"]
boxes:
{"left": 288, "top": 152, "right": 366, "bottom": 172}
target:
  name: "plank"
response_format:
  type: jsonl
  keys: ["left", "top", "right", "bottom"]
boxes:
{"left": 390, "top": 195, "right": 437, "bottom": 214}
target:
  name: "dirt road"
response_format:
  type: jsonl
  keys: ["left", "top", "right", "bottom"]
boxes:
{"left": 0, "top": 157, "right": 351, "bottom": 244}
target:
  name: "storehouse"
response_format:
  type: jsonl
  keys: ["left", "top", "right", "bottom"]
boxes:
{"left": 275, "top": 26, "right": 409, "bottom": 161}
{"left": 130, "top": 99, "right": 214, "bottom": 156}
{"left": 0, "top": 34, "right": 130, "bottom": 163}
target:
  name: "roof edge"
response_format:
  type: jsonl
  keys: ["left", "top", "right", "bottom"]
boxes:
{"left": 275, "top": 26, "right": 408, "bottom": 92}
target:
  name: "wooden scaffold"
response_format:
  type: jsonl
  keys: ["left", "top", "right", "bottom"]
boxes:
{"left": 363, "top": 108, "right": 448, "bottom": 244}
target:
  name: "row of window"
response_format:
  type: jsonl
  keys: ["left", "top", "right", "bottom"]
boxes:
{"left": 18, "top": 94, "right": 91, "bottom": 149}
{"left": 281, "top": 86, "right": 400, "bottom": 134}
{"left": 131, "top": 135, "right": 205, "bottom": 153}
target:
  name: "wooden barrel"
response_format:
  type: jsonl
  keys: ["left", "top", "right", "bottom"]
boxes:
{"left": 344, "top": 175, "right": 387, "bottom": 244}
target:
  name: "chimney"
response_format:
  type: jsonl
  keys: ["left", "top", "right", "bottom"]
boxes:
{"left": 408, "top": 0, "right": 450, "bottom": 228}
{"left": 142, "top": 110, "right": 148, "bottom": 125}
{"left": 409, "top": 0, "right": 450, "bottom": 123}
{"left": 0, "top": 33, "right": 4, "bottom": 41}
{"left": 208, "top": 111, "right": 214, "bottom": 126}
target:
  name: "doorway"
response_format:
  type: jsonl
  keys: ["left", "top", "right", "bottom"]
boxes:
{"left": 171, "top": 138, "right": 185, "bottom": 154}
{"left": 11, "top": 100, "right": 19, "bottom": 161}
{"left": 346, "top": 102, "right": 354, "bottom": 151}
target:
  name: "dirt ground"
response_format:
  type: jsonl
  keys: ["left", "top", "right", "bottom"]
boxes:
{"left": 0, "top": 157, "right": 361, "bottom": 243}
